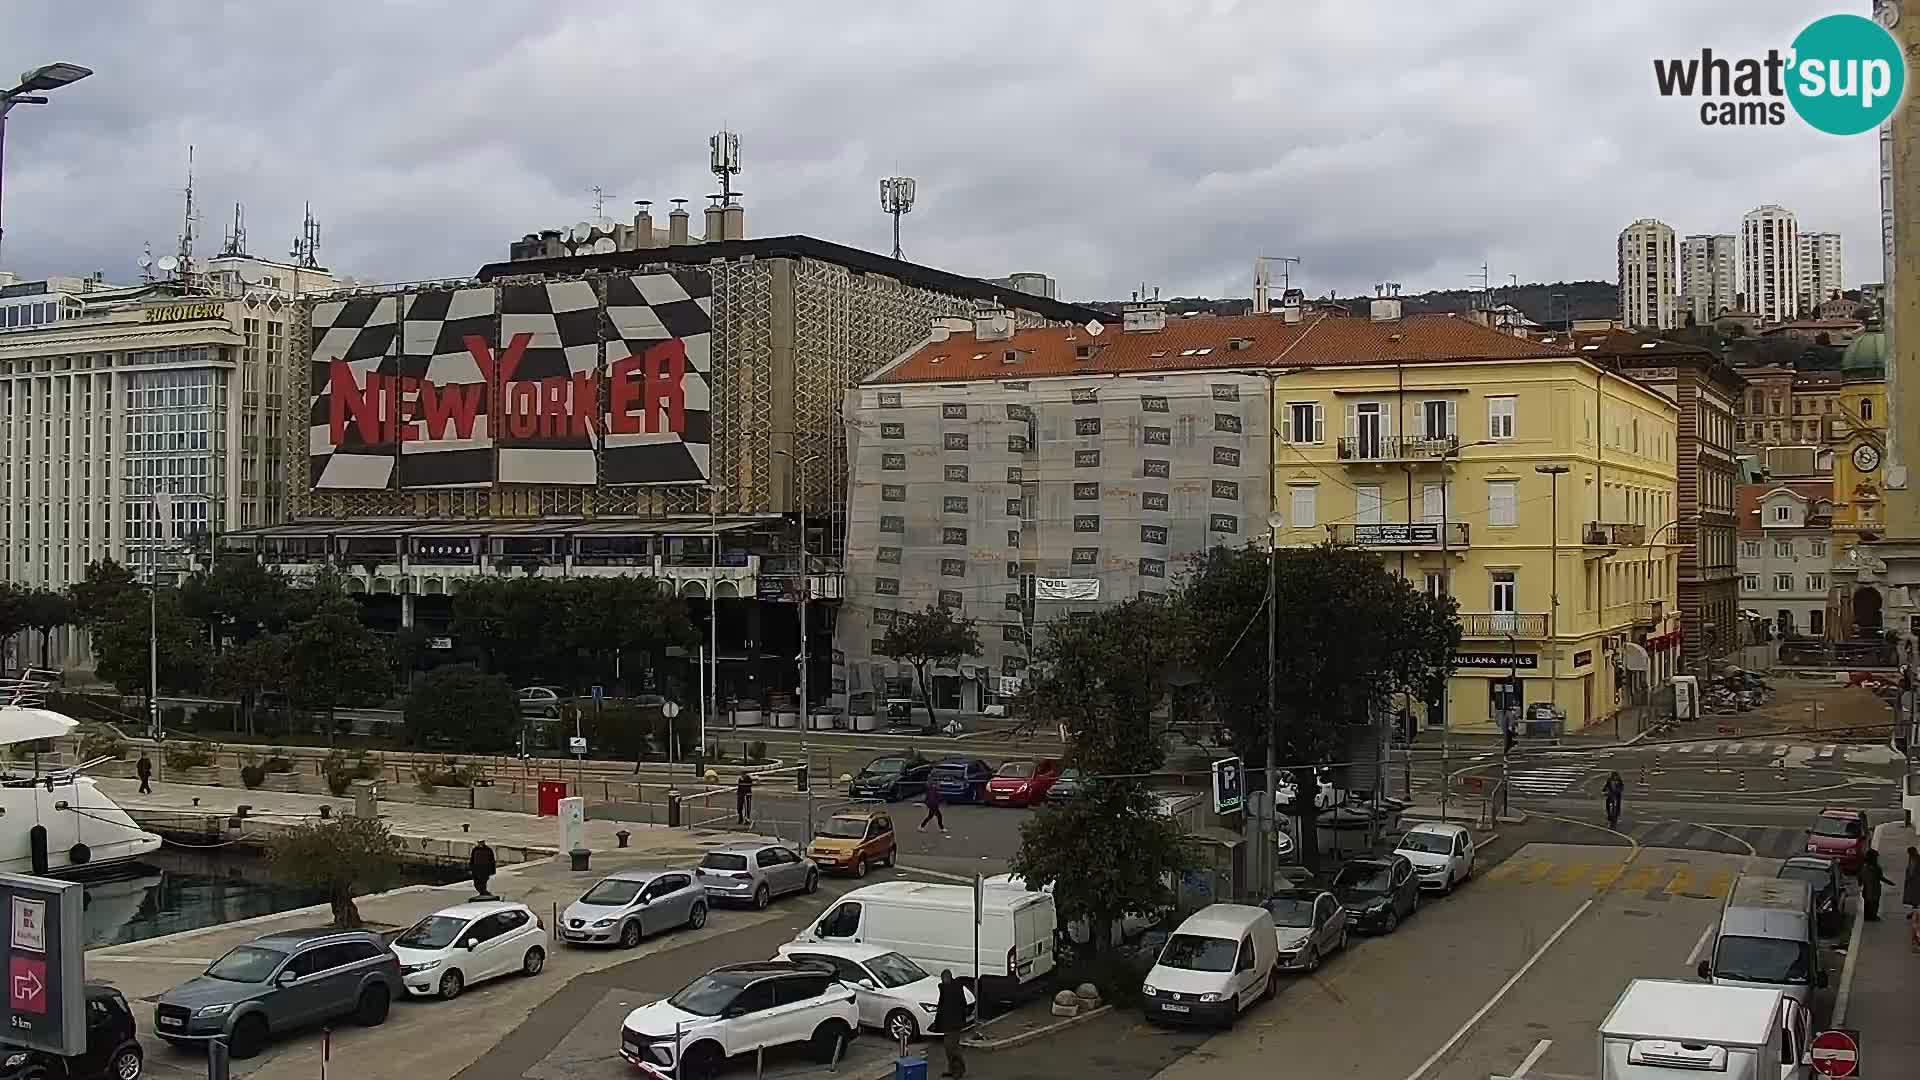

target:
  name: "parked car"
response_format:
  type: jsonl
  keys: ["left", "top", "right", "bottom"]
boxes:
{"left": 391, "top": 901, "right": 546, "bottom": 1000}
{"left": 1776, "top": 856, "right": 1850, "bottom": 937}
{"left": 1, "top": 984, "right": 143, "bottom": 1080}
{"left": 153, "top": 929, "right": 401, "bottom": 1059}
{"left": 929, "top": 759, "right": 994, "bottom": 803}
{"left": 560, "top": 868, "right": 707, "bottom": 947}
{"left": 619, "top": 961, "right": 859, "bottom": 1080}
{"left": 1803, "top": 808, "right": 1869, "bottom": 873}
{"left": 847, "top": 757, "right": 934, "bottom": 802}
{"left": 794, "top": 881, "right": 1058, "bottom": 1006}
{"left": 697, "top": 841, "right": 819, "bottom": 908}
{"left": 983, "top": 873, "right": 1164, "bottom": 947}
{"left": 1261, "top": 889, "right": 1347, "bottom": 974}
{"left": 1049, "top": 767, "right": 1085, "bottom": 800}
{"left": 1330, "top": 855, "right": 1419, "bottom": 934}
{"left": 776, "top": 943, "right": 971, "bottom": 1043}
{"left": 805, "top": 810, "right": 896, "bottom": 878}
{"left": 1276, "top": 769, "right": 1338, "bottom": 811}
{"left": 517, "top": 685, "right": 565, "bottom": 719}
{"left": 1141, "top": 904, "right": 1278, "bottom": 1027}
{"left": 1393, "top": 823, "right": 1476, "bottom": 893}
{"left": 986, "top": 759, "right": 1062, "bottom": 807}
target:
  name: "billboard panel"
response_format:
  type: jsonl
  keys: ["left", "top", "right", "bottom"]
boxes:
{"left": 497, "top": 280, "right": 600, "bottom": 486}
{"left": 604, "top": 272, "right": 713, "bottom": 485}
{"left": 397, "top": 286, "right": 495, "bottom": 489}
{"left": 308, "top": 295, "right": 399, "bottom": 489}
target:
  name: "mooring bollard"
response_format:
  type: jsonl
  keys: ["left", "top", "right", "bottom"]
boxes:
{"left": 616, "top": 829, "right": 631, "bottom": 849}
{"left": 318, "top": 805, "right": 331, "bottom": 819}
{"left": 570, "top": 846, "right": 591, "bottom": 872}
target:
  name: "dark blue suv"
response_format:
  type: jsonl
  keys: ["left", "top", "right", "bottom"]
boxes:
{"left": 929, "top": 759, "right": 994, "bottom": 803}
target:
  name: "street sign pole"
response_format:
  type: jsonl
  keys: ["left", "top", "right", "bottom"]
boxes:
{"left": 1810, "top": 1028, "right": 1859, "bottom": 1077}
{"left": 971, "top": 873, "right": 982, "bottom": 989}
{"left": 0, "top": 873, "right": 85, "bottom": 1056}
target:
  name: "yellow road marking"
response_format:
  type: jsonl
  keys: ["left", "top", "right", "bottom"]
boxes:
{"left": 1590, "top": 863, "right": 1628, "bottom": 888}
{"left": 1551, "top": 862, "right": 1592, "bottom": 887}
{"left": 1664, "top": 868, "right": 1696, "bottom": 896}
{"left": 1705, "top": 870, "right": 1734, "bottom": 899}
{"left": 1626, "top": 866, "right": 1664, "bottom": 891}
{"left": 1485, "top": 859, "right": 1525, "bottom": 882}
{"left": 1520, "top": 860, "right": 1557, "bottom": 884}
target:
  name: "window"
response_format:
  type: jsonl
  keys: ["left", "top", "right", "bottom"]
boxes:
{"left": 1285, "top": 402, "right": 1324, "bottom": 445}
{"left": 1773, "top": 505, "right": 1790, "bottom": 522}
{"left": 1861, "top": 398, "right": 1873, "bottom": 420}
{"left": 1810, "top": 539, "right": 1826, "bottom": 557}
{"left": 1810, "top": 609, "right": 1825, "bottom": 636}
{"left": 1487, "top": 396, "right": 1516, "bottom": 440}
{"left": 1490, "top": 570, "right": 1517, "bottom": 627}
{"left": 1420, "top": 399, "right": 1456, "bottom": 440}
{"left": 1743, "top": 574, "right": 1761, "bottom": 591}
{"left": 1424, "top": 572, "right": 1447, "bottom": 598}
{"left": 1742, "top": 540, "right": 1762, "bottom": 558}
{"left": 1289, "top": 486, "right": 1317, "bottom": 529}
{"left": 1807, "top": 574, "right": 1825, "bottom": 592}
{"left": 1775, "top": 540, "right": 1794, "bottom": 558}
{"left": 1422, "top": 483, "right": 1447, "bottom": 524}
{"left": 1775, "top": 573, "right": 1794, "bottom": 591}
{"left": 1487, "top": 480, "right": 1517, "bottom": 527}
{"left": 1355, "top": 485, "right": 1382, "bottom": 525}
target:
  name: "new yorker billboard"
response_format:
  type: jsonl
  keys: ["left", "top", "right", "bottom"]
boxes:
{"left": 306, "top": 271, "right": 713, "bottom": 490}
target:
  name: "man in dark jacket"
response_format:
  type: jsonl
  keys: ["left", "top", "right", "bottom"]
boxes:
{"left": 933, "top": 969, "right": 974, "bottom": 1078}
{"left": 1858, "top": 848, "right": 1894, "bottom": 921}
{"left": 469, "top": 840, "right": 497, "bottom": 898}
{"left": 736, "top": 771, "right": 754, "bottom": 825}
{"left": 135, "top": 755, "right": 153, "bottom": 795}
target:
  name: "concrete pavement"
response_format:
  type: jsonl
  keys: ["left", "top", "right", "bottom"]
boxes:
{"left": 1835, "top": 818, "right": 1920, "bottom": 1077}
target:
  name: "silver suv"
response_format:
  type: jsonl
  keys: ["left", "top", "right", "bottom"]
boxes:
{"left": 154, "top": 929, "right": 402, "bottom": 1059}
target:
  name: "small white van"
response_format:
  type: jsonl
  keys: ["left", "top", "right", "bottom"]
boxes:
{"left": 792, "top": 881, "right": 1057, "bottom": 1004}
{"left": 1141, "top": 904, "right": 1278, "bottom": 1028}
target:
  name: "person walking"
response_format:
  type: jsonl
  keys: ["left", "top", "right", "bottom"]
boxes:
{"left": 932, "top": 969, "right": 975, "bottom": 1078}
{"left": 1857, "top": 847, "right": 1894, "bottom": 921}
{"left": 1903, "top": 846, "right": 1920, "bottom": 951}
{"left": 469, "top": 840, "right": 497, "bottom": 899}
{"left": 135, "top": 755, "right": 153, "bottom": 796}
{"left": 1602, "top": 771, "right": 1625, "bottom": 830}
{"left": 919, "top": 780, "right": 946, "bottom": 833}
{"left": 735, "top": 771, "right": 754, "bottom": 825}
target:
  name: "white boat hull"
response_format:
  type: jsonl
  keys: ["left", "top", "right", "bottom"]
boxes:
{"left": 0, "top": 774, "right": 163, "bottom": 876}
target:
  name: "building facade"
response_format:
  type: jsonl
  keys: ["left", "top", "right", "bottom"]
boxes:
{"left": 1618, "top": 219, "right": 1679, "bottom": 330}
{"left": 1681, "top": 233, "right": 1737, "bottom": 326}
{"left": 846, "top": 304, "right": 1681, "bottom": 733}
{"left": 1737, "top": 482, "right": 1835, "bottom": 638}
{"left": 1740, "top": 205, "right": 1801, "bottom": 325}
{"left": 1796, "top": 231, "right": 1843, "bottom": 316}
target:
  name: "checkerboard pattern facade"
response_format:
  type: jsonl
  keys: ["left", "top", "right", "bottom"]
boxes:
{"left": 308, "top": 295, "right": 399, "bottom": 489}
{"left": 604, "top": 272, "right": 714, "bottom": 485}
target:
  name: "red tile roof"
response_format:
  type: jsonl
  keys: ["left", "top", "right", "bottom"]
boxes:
{"left": 871, "top": 312, "right": 1573, "bottom": 384}
{"left": 1738, "top": 481, "right": 1834, "bottom": 525}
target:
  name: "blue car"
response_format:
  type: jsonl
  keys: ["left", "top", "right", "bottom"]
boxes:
{"left": 930, "top": 759, "right": 994, "bottom": 803}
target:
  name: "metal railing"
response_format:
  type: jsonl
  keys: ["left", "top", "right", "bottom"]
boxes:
{"left": 1329, "top": 522, "right": 1470, "bottom": 548}
{"left": 1458, "top": 613, "right": 1548, "bottom": 638}
{"left": 1336, "top": 433, "right": 1458, "bottom": 462}
{"left": 1583, "top": 522, "right": 1648, "bottom": 546}
{"left": 1, "top": 669, "right": 57, "bottom": 708}
{"left": 1635, "top": 599, "right": 1663, "bottom": 625}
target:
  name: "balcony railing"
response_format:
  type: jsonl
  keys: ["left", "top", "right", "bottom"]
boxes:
{"left": 1336, "top": 433, "right": 1459, "bottom": 463}
{"left": 1635, "top": 599, "right": 1663, "bottom": 625}
{"left": 1583, "top": 522, "right": 1647, "bottom": 547}
{"left": 1459, "top": 612, "right": 1549, "bottom": 638}
{"left": 1329, "top": 521, "right": 1470, "bottom": 549}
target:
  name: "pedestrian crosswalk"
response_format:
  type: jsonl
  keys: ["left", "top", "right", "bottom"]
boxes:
{"left": 1482, "top": 856, "right": 1736, "bottom": 898}
{"left": 1655, "top": 741, "right": 1842, "bottom": 760}
{"left": 1504, "top": 765, "right": 1589, "bottom": 798}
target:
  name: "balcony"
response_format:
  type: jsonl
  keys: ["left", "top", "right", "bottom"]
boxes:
{"left": 1583, "top": 522, "right": 1647, "bottom": 548}
{"left": 1336, "top": 433, "right": 1459, "bottom": 464}
{"left": 1459, "top": 612, "right": 1549, "bottom": 638}
{"left": 1634, "top": 599, "right": 1663, "bottom": 626}
{"left": 1329, "top": 522, "right": 1470, "bottom": 550}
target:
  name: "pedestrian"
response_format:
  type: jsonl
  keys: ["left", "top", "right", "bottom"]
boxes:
{"left": 919, "top": 780, "right": 946, "bottom": 833}
{"left": 1904, "top": 846, "right": 1920, "bottom": 951}
{"left": 736, "top": 771, "right": 754, "bottom": 825}
{"left": 135, "top": 755, "right": 153, "bottom": 796}
{"left": 932, "top": 969, "right": 975, "bottom": 1078}
{"left": 1602, "top": 771, "right": 1624, "bottom": 830}
{"left": 1857, "top": 847, "right": 1894, "bottom": 921}
{"left": 469, "top": 840, "right": 496, "bottom": 899}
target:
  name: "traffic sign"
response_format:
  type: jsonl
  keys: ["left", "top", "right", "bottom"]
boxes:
{"left": 1211, "top": 756, "right": 1244, "bottom": 814}
{"left": 1810, "top": 1029, "right": 1859, "bottom": 1077}
{"left": 568, "top": 736, "right": 588, "bottom": 755}
{"left": 0, "top": 874, "right": 83, "bottom": 1056}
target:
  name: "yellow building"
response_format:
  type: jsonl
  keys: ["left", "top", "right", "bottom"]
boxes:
{"left": 1268, "top": 344, "right": 1681, "bottom": 734}
{"left": 1828, "top": 330, "right": 1890, "bottom": 634}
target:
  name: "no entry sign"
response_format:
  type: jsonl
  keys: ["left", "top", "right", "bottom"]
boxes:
{"left": 1810, "top": 1029, "right": 1859, "bottom": 1077}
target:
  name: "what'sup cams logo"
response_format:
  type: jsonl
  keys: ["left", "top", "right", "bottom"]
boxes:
{"left": 1654, "top": 12, "right": 1907, "bottom": 135}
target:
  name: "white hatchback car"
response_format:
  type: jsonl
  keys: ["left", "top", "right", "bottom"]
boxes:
{"left": 391, "top": 900, "right": 546, "bottom": 1000}
{"left": 776, "top": 942, "right": 972, "bottom": 1043}
{"left": 1393, "top": 823, "right": 1475, "bottom": 893}
{"left": 620, "top": 961, "right": 859, "bottom": 1080}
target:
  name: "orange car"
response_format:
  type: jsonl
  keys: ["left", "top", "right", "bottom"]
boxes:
{"left": 805, "top": 809, "right": 897, "bottom": 878}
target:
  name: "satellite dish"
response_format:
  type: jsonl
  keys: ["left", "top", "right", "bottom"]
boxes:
{"left": 592, "top": 237, "right": 616, "bottom": 254}
{"left": 156, "top": 255, "right": 179, "bottom": 272}
{"left": 571, "top": 222, "right": 593, "bottom": 243}
{"left": 136, "top": 254, "right": 153, "bottom": 269}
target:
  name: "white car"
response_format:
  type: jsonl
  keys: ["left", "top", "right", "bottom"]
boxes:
{"left": 777, "top": 942, "right": 973, "bottom": 1043}
{"left": 391, "top": 901, "right": 546, "bottom": 1000}
{"left": 1393, "top": 823, "right": 1475, "bottom": 893}
{"left": 619, "top": 961, "right": 859, "bottom": 1080}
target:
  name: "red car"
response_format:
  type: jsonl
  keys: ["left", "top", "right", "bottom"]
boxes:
{"left": 986, "top": 759, "right": 1062, "bottom": 807}
{"left": 1804, "top": 807, "right": 1869, "bottom": 872}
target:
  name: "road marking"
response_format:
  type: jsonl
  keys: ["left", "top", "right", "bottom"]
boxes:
{"left": 1724, "top": 742, "right": 1745, "bottom": 753}
{"left": 1685, "top": 921, "right": 1715, "bottom": 966}
{"left": 1833, "top": 820, "right": 1891, "bottom": 1026}
{"left": 1510, "top": 1038, "right": 1553, "bottom": 1079}
{"left": 1589, "top": 863, "right": 1628, "bottom": 888}
{"left": 895, "top": 864, "right": 972, "bottom": 884}
{"left": 1772, "top": 744, "right": 1789, "bottom": 755}
{"left": 1663, "top": 868, "right": 1695, "bottom": 896}
{"left": 89, "top": 955, "right": 213, "bottom": 965}
{"left": 1676, "top": 743, "right": 1696, "bottom": 753}
{"left": 1626, "top": 866, "right": 1663, "bottom": 890}
{"left": 1704, "top": 870, "right": 1734, "bottom": 898}
{"left": 1550, "top": 862, "right": 1591, "bottom": 887}
{"left": 1520, "top": 860, "right": 1557, "bottom": 884}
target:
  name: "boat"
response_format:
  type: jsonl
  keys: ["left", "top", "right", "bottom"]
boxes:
{"left": 0, "top": 672, "right": 163, "bottom": 875}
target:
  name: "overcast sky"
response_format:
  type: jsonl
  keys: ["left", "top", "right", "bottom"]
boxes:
{"left": 0, "top": 1, "right": 1885, "bottom": 302}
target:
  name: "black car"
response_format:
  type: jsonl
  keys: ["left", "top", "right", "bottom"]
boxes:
{"left": 1777, "top": 856, "right": 1849, "bottom": 936}
{"left": 1, "top": 984, "right": 143, "bottom": 1080}
{"left": 1330, "top": 855, "right": 1419, "bottom": 934}
{"left": 847, "top": 756, "right": 934, "bottom": 801}
{"left": 1049, "top": 768, "right": 1084, "bottom": 800}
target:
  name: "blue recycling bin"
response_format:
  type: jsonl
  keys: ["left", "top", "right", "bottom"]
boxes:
{"left": 894, "top": 1055, "right": 929, "bottom": 1080}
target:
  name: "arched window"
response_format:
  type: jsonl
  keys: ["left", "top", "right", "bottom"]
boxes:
{"left": 1860, "top": 398, "right": 1873, "bottom": 420}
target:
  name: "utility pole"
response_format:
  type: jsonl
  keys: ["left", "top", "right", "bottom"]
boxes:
{"left": 1537, "top": 465, "right": 1570, "bottom": 735}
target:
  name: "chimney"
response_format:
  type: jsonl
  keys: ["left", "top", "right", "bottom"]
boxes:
{"left": 927, "top": 316, "right": 970, "bottom": 344}
{"left": 972, "top": 303, "right": 1014, "bottom": 342}
{"left": 722, "top": 202, "right": 745, "bottom": 240}
{"left": 1370, "top": 282, "right": 1403, "bottom": 322}
{"left": 1122, "top": 290, "right": 1167, "bottom": 333}
{"left": 540, "top": 229, "right": 565, "bottom": 258}
{"left": 704, "top": 197, "right": 725, "bottom": 243}
{"left": 632, "top": 201, "right": 655, "bottom": 248}
{"left": 668, "top": 200, "right": 691, "bottom": 246}
{"left": 1280, "top": 288, "right": 1304, "bottom": 324}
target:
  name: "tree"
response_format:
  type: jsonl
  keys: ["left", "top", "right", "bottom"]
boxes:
{"left": 1175, "top": 544, "right": 1458, "bottom": 870}
{"left": 67, "top": 559, "right": 141, "bottom": 630}
{"left": 18, "top": 589, "right": 73, "bottom": 670}
{"left": 403, "top": 666, "right": 519, "bottom": 750}
{"left": 561, "top": 577, "right": 699, "bottom": 691}
{"left": 213, "top": 633, "right": 291, "bottom": 736}
{"left": 1008, "top": 599, "right": 1194, "bottom": 958}
{"left": 284, "top": 598, "right": 393, "bottom": 744}
{"left": 181, "top": 556, "right": 294, "bottom": 651}
{"left": 265, "top": 816, "right": 401, "bottom": 927}
{"left": 876, "top": 605, "right": 982, "bottom": 731}
{"left": 0, "top": 582, "right": 29, "bottom": 671}
{"left": 90, "top": 588, "right": 210, "bottom": 701}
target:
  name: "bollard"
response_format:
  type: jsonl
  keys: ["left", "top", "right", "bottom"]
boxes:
{"left": 570, "top": 847, "right": 591, "bottom": 872}
{"left": 667, "top": 790, "right": 683, "bottom": 828}
{"left": 208, "top": 1034, "right": 230, "bottom": 1080}
{"left": 616, "top": 829, "right": 631, "bottom": 849}
{"left": 318, "top": 805, "right": 331, "bottom": 819}
{"left": 797, "top": 761, "right": 810, "bottom": 792}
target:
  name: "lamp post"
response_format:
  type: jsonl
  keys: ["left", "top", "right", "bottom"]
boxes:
{"left": 772, "top": 448, "right": 818, "bottom": 735}
{"left": 1436, "top": 437, "right": 1499, "bottom": 820}
{"left": 0, "top": 62, "right": 92, "bottom": 264}
{"left": 1536, "top": 464, "right": 1570, "bottom": 736}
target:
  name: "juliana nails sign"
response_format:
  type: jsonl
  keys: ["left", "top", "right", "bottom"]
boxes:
{"left": 142, "top": 302, "right": 227, "bottom": 324}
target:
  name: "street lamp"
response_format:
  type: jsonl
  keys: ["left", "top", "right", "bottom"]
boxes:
{"left": 771, "top": 448, "right": 818, "bottom": 736}
{"left": 0, "top": 62, "right": 92, "bottom": 264}
{"left": 1535, "top": 464, "right": 1570, "bottom": 738}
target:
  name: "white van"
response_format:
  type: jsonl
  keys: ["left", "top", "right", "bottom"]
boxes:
{"left": 793, "top": 882, "right": 1057, "bottom": 1004}
{"left": 1141, "top": 904, "right": 1278, "bottom": 1028}
{"left": 1600, "top": 978, "right": 1812, "bottom": 1080}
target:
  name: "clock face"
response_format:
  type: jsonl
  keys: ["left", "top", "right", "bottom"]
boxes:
{"left": 1853, "top": 443, "right": 1882, "bottom": 472}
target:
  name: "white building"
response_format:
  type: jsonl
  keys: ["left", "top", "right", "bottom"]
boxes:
{"left": 1680, "top": 234, "right": 1736, "bottom": 326}
{"left": 1795, "top": 231, "right": 1843, "bottom": 316}
{"left": 1617, "top": 218, "right": 1679, "bottom": 329}
{"left": 1739, "top": 205, "right": 1800, "bottom": 325}
{"left": 0, "top": 252, "right": 333, "bottom": 669}
{"left": 1737, "top": 480, "right": 1834, "bottom": 639}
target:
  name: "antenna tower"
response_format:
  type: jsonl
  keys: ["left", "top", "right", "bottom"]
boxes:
{"left": 290, "top": 203, "right": 322, "bottom": 269}
{"left": 1254, "top": 254, "right": 1300, "bottom": 313}
{"left": 879, "top": 176, "right": 916, "bottom": 260}
{"left": 588, "top": 186, "right": 613, "bottom": 225}
{"left": 175, "top": 146, "right": 198, "bottom": 288}
{"left": 221, "top": 203, "right": 248, "bottom": 257}
{"left": 709, "top": 130, "right": 741, "bottom": 206}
